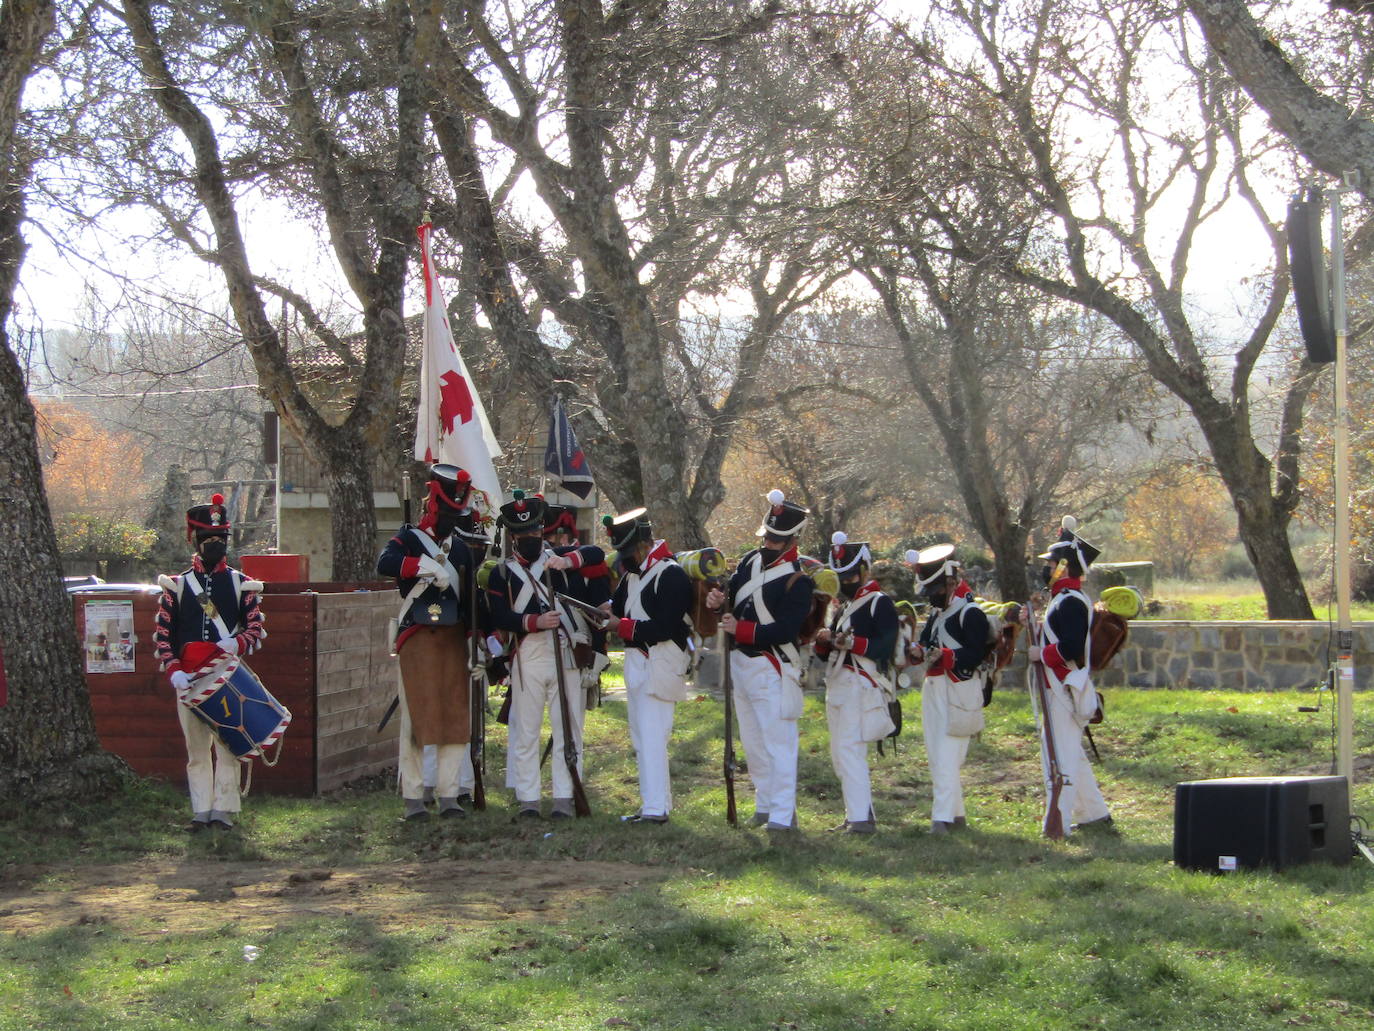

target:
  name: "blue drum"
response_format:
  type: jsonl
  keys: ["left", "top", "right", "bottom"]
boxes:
{"left": 184, "top": 656, "right": 291, "bottom": 764}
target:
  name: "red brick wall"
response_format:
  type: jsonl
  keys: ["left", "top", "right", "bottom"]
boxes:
{"left": 79, "top": 591, "right": 317, "bottom": 796}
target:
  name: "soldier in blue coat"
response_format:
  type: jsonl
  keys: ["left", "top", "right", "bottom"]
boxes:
{"left": 487, "top": 491, "right": 607, "bottom": 819}
{"left": 814, "top": 532, "right": 898, "bottom": 834}
{"left": 607, "top": 507, "right": 694, "bottom": 824}
{"left": 707, "top": 489, "right": 814, "bottom": 834}
{"left": 154, "top": 494, "right": 265, "bottom": 832}
{"left": 377, "top": 464, "right": 476, "bottom": 821}
{"left": 909, "top": 543, "right": 992, "bottom": 834}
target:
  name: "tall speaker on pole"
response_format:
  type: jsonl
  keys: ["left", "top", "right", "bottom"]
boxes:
{"left": 1286, "top": 189, "right": 1336, "bottom": 364}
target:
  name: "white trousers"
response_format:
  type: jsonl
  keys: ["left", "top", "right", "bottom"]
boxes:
{"left": 177, "top": 700, "right": 240, "bottom": 816}
{"left": 1037, "top": 674, "right": 1110, "bottom": 833}
{"left": 731, "top": 651, "right": 801, "bottom": 826}
{"left": 921, "top": 674, "right": 976, "bottom": 823}
{"left": 825, "top": 668, "right": 874, "bottom": 823}
{"left": 623, "top": 647, "right": 677, "bottom": 817}
{"left": 423, "top": 745, "right": 475, "bottom": 794}
{"left": 398, "top": 674, "right": 462, "bottom": 800}
{"left": 507, "top": 630, "right": 585, "bottom": 804}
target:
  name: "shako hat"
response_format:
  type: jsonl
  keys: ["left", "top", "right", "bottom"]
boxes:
{"left": 498, "top": 489, "right": 548, "bottom": 532}
{"left": 453, "top": 506, "right": 492, "bottom": 546}
{"left": 828, "top": 531, "right": 871, "bottom": 575}
{"left": 186, "top": 493, "right": 230, "bottom": 542}
{"left": 543, "top": 504, "right": 579, "bottom": 539}
{"left": 603, "top": 507, "right": 652, "bottom": 551}
{"left": 1038, "top": 515, "right": 1101, "bottom": 570}
{"left": 756, "top": 488, "right": 809, "bottom": 537}
{"left": 905, "top": 542, "right": 958, "bottom": 589}
{"left": 428, "top": 463, "right": 472, "bottom": 510}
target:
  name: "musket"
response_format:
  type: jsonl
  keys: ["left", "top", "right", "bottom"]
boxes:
{"left": 720, "top": 624, "right": 738, "bottom": 826}
{"left": 468, "top": 557, "right": 487, "bottom": 810}
{"left": 378, "top": 472, "right": 415, "bottom": 735}
{"left": 1026, "top": 596, "right": 1066, "bottom": 840}
{"left": 541, "top": 568, "right": 591, "bottom": 817}
{"left": 554, "top": 591, "right": 612, "bottom": 628}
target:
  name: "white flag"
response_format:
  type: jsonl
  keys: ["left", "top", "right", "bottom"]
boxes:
{"left": 414, "top": 222, "right": 503, "bottom": 510}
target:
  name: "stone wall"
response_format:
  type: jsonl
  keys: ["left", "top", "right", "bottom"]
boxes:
{"left": 1092, "top": 621, "right": 1374, "bottom": 690}
{"left": 696, "top": 621, "right": 1374, "bottom": 693}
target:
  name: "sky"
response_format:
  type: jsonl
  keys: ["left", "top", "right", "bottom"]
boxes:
{"left": 10, "top": 0, "right": 1328, "bottom": 358}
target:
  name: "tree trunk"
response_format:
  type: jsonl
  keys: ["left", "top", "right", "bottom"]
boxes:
{"left": 0, "top": 0, "right": 126, "bottom": 804}
{"left": 316, "top": 430, "right": 380, "bottom": 582}
{"left": 0, "top": 343, "right": 126, "bottom": 812}
{"left": 986, "top": 522, "right": 1032, "bottom": 603}
{"left": 1233, "top": 478, "right": 1314, "bottom": 620}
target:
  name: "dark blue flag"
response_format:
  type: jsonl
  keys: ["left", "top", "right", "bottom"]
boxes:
{"left": 544, "top": 397, "right": 594, "bottom": 500}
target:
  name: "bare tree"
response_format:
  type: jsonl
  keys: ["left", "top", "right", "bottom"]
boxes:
{"left": 1188, "top": 0, "right": 1374, "bottom": 214}
{"left": 0, "top": 0, "right": 124, "bottom": 810}
{"left": 891, "top": 0, "right": 1325, "bottom": 617}
{"left": 413, "top": 0, "right": 845, "bottom": 545}
{"left": 45, "top": 0, "right": 427, "bottom": 578}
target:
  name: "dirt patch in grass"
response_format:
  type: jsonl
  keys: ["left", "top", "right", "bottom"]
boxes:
{"left": 0, "top": 859, "right": 656, "bottom": 937}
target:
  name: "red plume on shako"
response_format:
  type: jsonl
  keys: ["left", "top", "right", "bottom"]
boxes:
{"left": 185, "top": 493, "right": 231, "bottom": 543}
{"left": 827, "top": 531, "right": 871, "bottom": 574}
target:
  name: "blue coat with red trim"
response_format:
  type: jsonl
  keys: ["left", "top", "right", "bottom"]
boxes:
{"left": 726, "top": 547, "right": 814, "bottom": 660}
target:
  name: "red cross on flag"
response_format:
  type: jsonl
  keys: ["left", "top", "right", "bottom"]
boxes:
{"left": 414, "top": 222, "right": 503, "bottom": 509}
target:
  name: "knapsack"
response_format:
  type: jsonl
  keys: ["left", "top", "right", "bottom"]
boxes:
{"left": 970, "top": 598, "right": 1024, "bottom": 705}
{"left": 1088, "top": 585, "right": 1142, "bottom": 672}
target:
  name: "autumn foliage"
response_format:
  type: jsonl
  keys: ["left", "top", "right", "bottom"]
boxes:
{"left": 1121, "top": 466, "right": 1236, "bottom": 580}
{"left": 35, "top": 402, "right": 156, "bottom": 558}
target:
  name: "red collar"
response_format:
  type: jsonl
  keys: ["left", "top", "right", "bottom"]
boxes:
{"left": 854, "top": 579, "right": 881, "bottom": 600}
{"left": 642, "top": 539, "right": 672, "bottom": 572}
{"left": 192, "top": 556, "right": 228, "bottom": 574}
{"left": 952, "top": 581, "right": 973, "bottom": 600}
{"left": 1051, "top": 576, "right": 1082, "bottom": 595}
{"left": 764, "top": 544, "right": 799, "bottom": 568}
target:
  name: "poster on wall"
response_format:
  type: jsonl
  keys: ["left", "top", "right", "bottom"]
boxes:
{"left": 84, "top": 600, "right": 136, "bottom": 674}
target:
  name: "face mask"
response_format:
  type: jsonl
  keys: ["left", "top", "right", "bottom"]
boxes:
{"left": 515, "top": 536, "right": 544, "bottom": 562}
{"left": 839, "top": 579, "right": 861, "bottom": 600}
{"left": 199, "top": 538, "right": 228, "bottom": 566}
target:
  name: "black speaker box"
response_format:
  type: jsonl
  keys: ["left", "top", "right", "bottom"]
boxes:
{"left": 1287, "top": 195, "right": 1336, "bottom": 364}
{"left": 1174, "top": 775, "right": 1350, "bottom": 871}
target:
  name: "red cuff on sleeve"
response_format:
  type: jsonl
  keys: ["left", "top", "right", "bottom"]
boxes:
{"left": 1042, "top": 643, "right": 1071, "bottom": 680}
{"left": 165, "top": 660, "right": 183, "bottom": 676}
{"left": 735, "top": 620, "right": 757, "bottom": 646}
{"left": 400, "top": 555, "right": 421, "bottom": 579}
{"left": 617, "top": 617, "right": 636, "bottom": 642}
{"left": 566, "top": 551, "right": 584, "bottom": 570}
{"left": 850, "top": 635, "right": 869, "bottom": 657}
{"left": 523, "top": 614, "right": 540, "bottom": 633}
{"left": 931, "top": 648, "right": 954, "bottom": 676}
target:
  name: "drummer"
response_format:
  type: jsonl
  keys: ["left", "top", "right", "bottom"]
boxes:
{"left": 154, "top": 494, "right": 265, "bottom": 832}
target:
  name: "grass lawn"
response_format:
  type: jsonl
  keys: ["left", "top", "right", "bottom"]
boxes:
{"left": 3, "top": 669, "right": 1373, "bottom": 1030}
{"left": 1146, "top": 579, "right": 1374, "bottom": 621}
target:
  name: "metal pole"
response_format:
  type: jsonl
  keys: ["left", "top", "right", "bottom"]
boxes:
{"left": 1329, "top": 184, "right": 1355, "bottom": 786}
